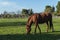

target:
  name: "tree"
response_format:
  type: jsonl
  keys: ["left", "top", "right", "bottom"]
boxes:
{"left": 21, "top": 9, "right": 28, "bottom": 15}
{"left": 28, "top": 9, "right": 33, "bottom": 15}
{"left": 51, "top": 6, "right": 55, "bottom": 13}
{"left": 56, "top": 1, "right": 60, "bottom": 15}
{"left": 45, "top": 5, "right": 52, "bottom": 13}
{"left": 45, "top": 5, "right": 55, "bottom": 14}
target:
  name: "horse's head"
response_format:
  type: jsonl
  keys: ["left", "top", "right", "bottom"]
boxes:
{"left": 26, "top": 24, "right": 31, "bottom": 34}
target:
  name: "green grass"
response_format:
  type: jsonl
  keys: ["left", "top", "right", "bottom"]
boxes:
{"left": 0, "top": 17, "right": 60, "bottom": 40}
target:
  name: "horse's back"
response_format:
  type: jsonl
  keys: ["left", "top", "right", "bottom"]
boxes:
{"left": 27, "top": 13, "right": 52, "bottom": 24}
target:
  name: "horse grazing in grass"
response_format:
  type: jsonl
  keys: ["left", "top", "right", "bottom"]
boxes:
{"left": 26, "top": 12, "right": 54, "bottom": 34}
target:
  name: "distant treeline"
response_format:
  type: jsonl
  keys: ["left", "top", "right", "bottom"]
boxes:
{"left": 0, "top": 9, "right": 33, "bottom": 18}
{"left": 0, "top": 1, "right": 60, "bottom": 18}
{"left": 0, "top": 14, "right": 29, "bottom": 18}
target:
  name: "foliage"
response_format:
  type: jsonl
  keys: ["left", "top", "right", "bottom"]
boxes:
{"left": 45, "top": 5, "right": 51, "bottom": 12}
{"left": 45, "top": 5, "right": 55, "bottom": 13}
{"left": 21, "top": 9, "right": 33, "bottom": 15}
{"left": 51, "top": 6, "right": 55, "bottom": 13}
{"left": 56, "top": 1, "right": 60, "bottom": 15}
{"left": 21, "top": 9, "right": 28, "bottom": 15}
{"left": 28, "top": 9, "right": 33, "bottom": 15}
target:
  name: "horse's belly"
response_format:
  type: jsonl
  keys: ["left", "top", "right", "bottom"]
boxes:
{"left": 38, "top": 21, "right": 45, "bottom": 24}
{"left": 37, "top": 17, "right": 48, "bottom": 24}
{"left": 38, "top": 19, "right": 47, "bottom": 24}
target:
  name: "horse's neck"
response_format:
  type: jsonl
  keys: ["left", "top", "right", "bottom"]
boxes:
{"left": 28, "top": 20, "right": 33, "bottom": 27}
{"left": 27, "top": 16, "right": 33, "bottom": 27}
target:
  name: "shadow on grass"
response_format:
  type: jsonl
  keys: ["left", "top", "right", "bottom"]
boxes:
{"left": 53, "top": 31, "right": 60, "bottom": 32}
{"left": 0, "top": 33, "right": 60, "bottom": 40}
{"left": 0, "top": 22, "right": 26, "bottom": 27}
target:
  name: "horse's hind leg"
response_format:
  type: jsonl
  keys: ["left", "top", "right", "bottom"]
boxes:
{"left": 49, "top": 20, "right": 54, "bottom": 32}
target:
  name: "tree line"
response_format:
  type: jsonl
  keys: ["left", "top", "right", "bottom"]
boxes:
{"left": 0, "top": 1, "right": 60, "bottom": 18}
{"left": 0, "top": 9, "right": 33, "bottom": 18}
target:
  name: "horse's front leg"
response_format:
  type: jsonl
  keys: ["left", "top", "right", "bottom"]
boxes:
{"left": 37, "top": 25, "right": 41, "bottom": 34}
{"left": 46, "top": 22, "right": 49, "bottom": 32}
{"left": 34, "top": 23, "right": 38, "bottom": 34}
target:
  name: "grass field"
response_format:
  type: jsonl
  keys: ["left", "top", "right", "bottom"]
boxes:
{"left": 0, "top": 17, "right": 60, "bottom": 40}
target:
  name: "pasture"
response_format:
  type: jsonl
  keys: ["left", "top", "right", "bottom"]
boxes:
{"left": 0, "top": 17, "right": 60, "bottom": 40}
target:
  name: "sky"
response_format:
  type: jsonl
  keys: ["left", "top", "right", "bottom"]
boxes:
{"left": 0, "top": 0, "right": 60, "bottom": 14}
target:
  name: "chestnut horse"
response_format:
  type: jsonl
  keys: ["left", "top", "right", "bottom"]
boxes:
{"left": 26, "top": 12, "right": 54, "bottom": 34}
